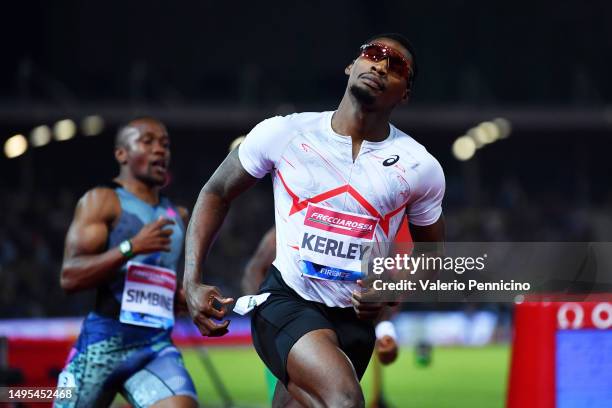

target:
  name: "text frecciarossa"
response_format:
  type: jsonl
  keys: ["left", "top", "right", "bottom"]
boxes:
{"left": 309, "top": 212, "right": 374, "bottom": 234}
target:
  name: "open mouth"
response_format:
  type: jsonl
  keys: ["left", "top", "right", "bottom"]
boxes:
{"left": 150, "top": 159, "right": 167, "bottom": 173}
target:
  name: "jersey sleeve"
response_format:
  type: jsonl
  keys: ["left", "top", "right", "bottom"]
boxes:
{"left": 238, "top": 116, "right": 292, "bottom": 178}
{"left": 407, "top": 156, "right": 446, "bottom": 226}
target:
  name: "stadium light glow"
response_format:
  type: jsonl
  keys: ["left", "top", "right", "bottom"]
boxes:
{"left": 4, "top": 134, "right": 28, "bottom": 158}
{"left": 54, "top": 119, "right": 77, "bottom": 141}
{"left": 479, "top": 121, "right": 500, "bottom": 143}
{"left": 467, "top": 126, "right": 487, "bottom": 148}
{"left": 493, "top": 117, "right": 512, "bottom": 139}
{"left": 81, "top": 115, "right": 105, "bottom": 136}
{"left": 30, "top": 125, "right": 52, "bottom": 147}
{"left": 452, "top": 136, "right": 476, "bottom": 161}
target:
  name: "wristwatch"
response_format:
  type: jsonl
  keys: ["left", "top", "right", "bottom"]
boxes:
{"left": 119, "top": 240, "right": 134, "bottom": 259}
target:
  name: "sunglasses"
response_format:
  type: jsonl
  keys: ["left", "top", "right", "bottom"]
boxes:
{"left": 359, "top": 42, "right": 413, "bottom": 80}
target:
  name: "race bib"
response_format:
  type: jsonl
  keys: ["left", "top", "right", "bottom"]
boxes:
{"left": 298, "top": 203, "right": 377, "bottom": 281}
{"left": 120, "top": 262, "right": 176, "bottom": 329}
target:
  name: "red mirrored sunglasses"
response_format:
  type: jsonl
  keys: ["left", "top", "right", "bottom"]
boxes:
{"left": 359, "top": 42, "right": 413, "bottom": 80}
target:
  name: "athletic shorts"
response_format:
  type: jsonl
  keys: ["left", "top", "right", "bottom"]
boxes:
{"left": 53, "top": 314, "right": 197, "bottom": 408}
{"left": 251, "top": 265, "right": 375, "bottom": 387}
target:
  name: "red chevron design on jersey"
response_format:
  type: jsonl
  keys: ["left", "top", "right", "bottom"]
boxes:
{"left": 276, "top": 170, "right": 406, "bottom": 236}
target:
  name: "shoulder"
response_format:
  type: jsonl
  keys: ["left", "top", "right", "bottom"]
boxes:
{"left": 75, "top": 187, "right": 120, "bottom": 223}
{"left": 252, "top": 111, "right": 326, "bottom": 135}
{"left": 394, "top": 129, "right": 442, "bottom": 166}
{"left": 79, "top": 187, "right": 119, "bottom": 207}
{"left": 239, "top": 112, "right": 327, "bottom": 177}
{"left": 392, "top": 129, "right": 445, "bottom": 185}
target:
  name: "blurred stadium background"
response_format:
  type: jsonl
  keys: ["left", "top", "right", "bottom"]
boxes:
{"left": 1, "top": 1, "right": 611, "bottom": 407}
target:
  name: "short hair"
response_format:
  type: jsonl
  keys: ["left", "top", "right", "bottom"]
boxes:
{"left": 114, "top": 124, "right": 139, "bottom": 149}
{"left": 364, "top": 33, "right": 418, "bottom": 89}
{"left": 114, "top": 117, "right": 164, "bottom": 149}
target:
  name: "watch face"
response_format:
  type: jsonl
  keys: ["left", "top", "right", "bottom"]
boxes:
{"left": 120, "top": 240, "right": 131, "bottom": 254}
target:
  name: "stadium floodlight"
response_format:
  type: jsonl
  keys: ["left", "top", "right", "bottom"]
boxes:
{"left": 452, "top": 135, "right": 476, "bottom": 161}
{"left": 54, "top": 119, "right": 77, "bottom": 141}
{"left": 81, "top": 115, "right": 105, "bottom": 136}
{"left": 4, "top": 134, "right": 28, "bottom": 158}
{"left": 30, "top": 125, "right": 52, "bottom": 147}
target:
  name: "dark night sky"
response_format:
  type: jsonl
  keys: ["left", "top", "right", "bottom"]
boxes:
{"left": 2, "top": 1, "right": 611, "bottom": 203}
{"left": 3, "top": 0, "right": 611, "bottom": 106}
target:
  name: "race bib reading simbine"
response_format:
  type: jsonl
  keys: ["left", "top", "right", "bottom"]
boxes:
{"left": 120, "top": 262, "right": 176, "bottom": 329}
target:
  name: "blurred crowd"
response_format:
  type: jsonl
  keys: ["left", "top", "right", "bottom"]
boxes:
{"left": 1, "top": 174, "right": 611, "bottom": 318}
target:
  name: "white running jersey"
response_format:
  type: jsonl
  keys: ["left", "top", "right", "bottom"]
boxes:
{"left": 239, "top": 111, "right": 445, "bottom": 307}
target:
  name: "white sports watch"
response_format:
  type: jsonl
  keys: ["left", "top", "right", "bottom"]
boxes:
{"left": 118, "top": 240, "right": 134, "bottom": 259}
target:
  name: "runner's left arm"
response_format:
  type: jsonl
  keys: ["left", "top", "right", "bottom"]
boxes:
{"left": 373, "top": 218, "right": 445, "bottom": 365}
{"left": 407, "top": 153, "right": 446, "bottom": 252}
{"left": 352, "top": 155, "right": 446, "bottom": 319}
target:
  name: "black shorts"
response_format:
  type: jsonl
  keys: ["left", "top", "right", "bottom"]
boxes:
{"left": 250, "top": 265, "right": 375, "bottom": 387}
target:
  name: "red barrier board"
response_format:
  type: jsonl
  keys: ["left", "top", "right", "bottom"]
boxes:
{"left": 507, "top": 296, "right": 612, "bottom": 408}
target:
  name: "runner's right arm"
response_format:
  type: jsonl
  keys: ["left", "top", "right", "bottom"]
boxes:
{"left": 184, "top": 149, "right": 259, "bottom": 337}
{"left": 185, "top": 117, "right": 293, "bottom": 336}
{"left": 60, "top": 188, "right": 174, "bottom": 292}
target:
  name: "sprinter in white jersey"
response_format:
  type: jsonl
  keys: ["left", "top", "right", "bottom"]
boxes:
{"left": 184, "top": 33, "right": 445, "bottom": 408}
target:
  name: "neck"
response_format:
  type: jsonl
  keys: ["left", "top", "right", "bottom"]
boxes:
{"left": 332, "top": 90, "right": 392, "bottom": 142}
{"left": 115, "top": 170, "right": 159, "bottom": 205}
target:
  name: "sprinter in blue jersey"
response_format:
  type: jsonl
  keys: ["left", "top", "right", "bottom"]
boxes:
{"left": 54, "top": 118, "right": 197, "bottom": 408}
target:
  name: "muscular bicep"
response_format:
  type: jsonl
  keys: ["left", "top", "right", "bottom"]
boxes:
{"left": 204, "top": 148, "right": 259, "bottom": 199}
{"left": 63, "top": 189, "right": 117, "bottom": 259}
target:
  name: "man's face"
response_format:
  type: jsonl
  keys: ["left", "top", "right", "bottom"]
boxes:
{"left": 345, "top": 38, "right": 414, "bottom": 110}
{"left": 118, "top": 120, "right": 171, "bottom": 186}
